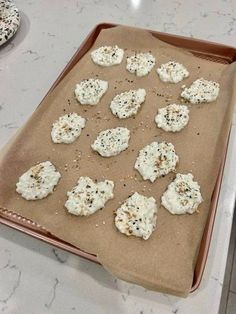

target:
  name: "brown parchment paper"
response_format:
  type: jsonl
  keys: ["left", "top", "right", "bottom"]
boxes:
{"left": 1, "top": 26, "right": 236, "bottom": 297}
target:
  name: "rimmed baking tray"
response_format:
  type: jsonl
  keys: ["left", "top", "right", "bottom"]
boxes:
{"left": 1, "top": 23, "right": 236, "bottom": 292}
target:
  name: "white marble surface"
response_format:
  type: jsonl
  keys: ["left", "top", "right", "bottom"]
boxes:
{"left": 0, "top": 0, "right": 236, "bottom": 313}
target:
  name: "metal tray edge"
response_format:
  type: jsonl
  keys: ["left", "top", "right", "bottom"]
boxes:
{"left": 1, "top": 22, "right": 235, "bottom": 294}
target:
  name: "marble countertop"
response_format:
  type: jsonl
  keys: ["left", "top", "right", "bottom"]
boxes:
{"left": 1, "top": 0, "right": 236, "bottom": 313}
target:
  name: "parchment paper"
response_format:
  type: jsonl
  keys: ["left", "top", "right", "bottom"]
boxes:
{"left": 1, "top": 26, "right": 236, "bottom": 297}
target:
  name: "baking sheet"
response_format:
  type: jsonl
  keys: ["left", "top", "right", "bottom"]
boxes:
{"left": 0, "top": 26, "right": 236, "bottom": 297}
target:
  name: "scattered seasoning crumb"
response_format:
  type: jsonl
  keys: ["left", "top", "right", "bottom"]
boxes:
{"left": 102, "top": 221, "right": 106, "bottom": 225}
{"left": 95, "top": 224, "right": 99, "bottom": 227}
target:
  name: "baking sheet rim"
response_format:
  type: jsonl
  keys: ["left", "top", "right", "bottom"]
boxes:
{"left": 0, "top": 22, "right": 234, "bottom": 293}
